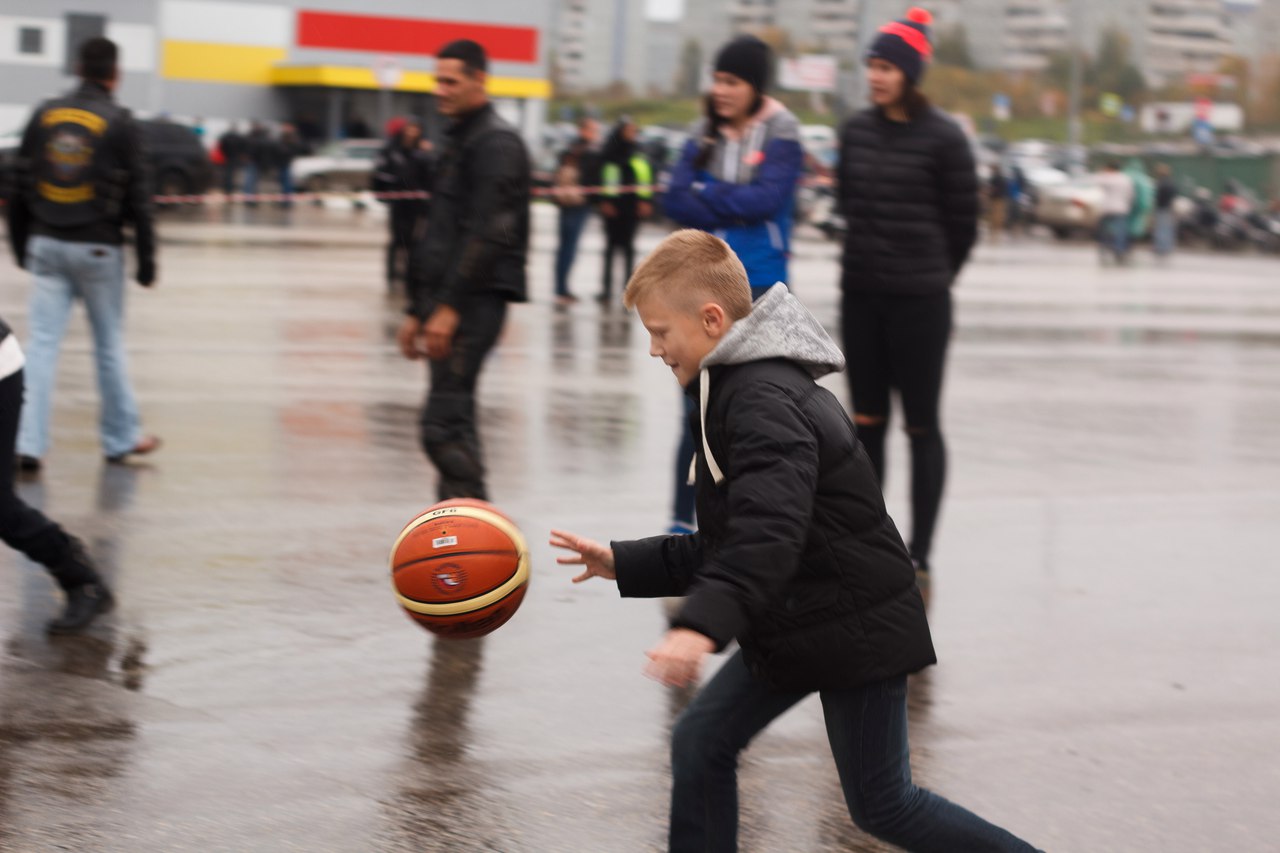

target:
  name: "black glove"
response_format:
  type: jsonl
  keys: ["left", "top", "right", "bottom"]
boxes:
{"left": 136, "top": 259, "right": 156, "bottom": 287}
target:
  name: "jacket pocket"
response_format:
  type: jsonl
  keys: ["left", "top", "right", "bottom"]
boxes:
{"left": 755, "top": 579, "right": 843, "bottom": 635}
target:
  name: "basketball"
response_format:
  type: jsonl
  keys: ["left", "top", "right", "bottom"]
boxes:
{"left": 390, "top": 498, "right": 530, "bottom": 639}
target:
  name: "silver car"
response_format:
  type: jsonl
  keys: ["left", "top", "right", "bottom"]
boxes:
{"left": 292, "top": 138, "right": 382, "bottom": 193}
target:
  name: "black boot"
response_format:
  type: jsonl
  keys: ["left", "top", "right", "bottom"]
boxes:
{"left": 48, "top": 582, "right": 115, "bottom": 634}
{"left": 46, "top": 538, "right": 115, "bottom": 634}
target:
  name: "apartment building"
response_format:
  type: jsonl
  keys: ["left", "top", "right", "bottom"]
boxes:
{"left": 552, "top": 0, "right": 648, "bottom": 94}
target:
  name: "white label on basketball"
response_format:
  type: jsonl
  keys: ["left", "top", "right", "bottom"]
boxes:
{"left": 432, "top": 536, "right": 458, "bottom": 548}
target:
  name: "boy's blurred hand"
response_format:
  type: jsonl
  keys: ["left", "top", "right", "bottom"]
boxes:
{"left": 550, "top": 529, "right": 616, "bottom": 583}
{"left": 645, "top": 628, "right": 715, "bottom": 688}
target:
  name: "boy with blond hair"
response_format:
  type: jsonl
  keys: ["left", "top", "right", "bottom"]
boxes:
{"left": 551, "top": 230, "right": 1037, "bottom": 852}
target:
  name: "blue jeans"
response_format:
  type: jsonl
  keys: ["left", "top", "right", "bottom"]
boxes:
{"left": 1153, "top": 209, "right": 1175, "bottom": 256}
{"left": 670, "top": 652, "right": 1038, "bottom": 852}
{"left": 243, "top": 163, "right": 260, "bottom": 201}
{"left": 279, "top": 166, "right": 295, "bottom": 204}
{"left": 555, "top": 205, "right": 590, "bottom": 296}
{"left": 18, "top": 236, "right": 142, "bottom": 459}
{"left": 1099, "top": 214, "right": 1129, "bottom": 260}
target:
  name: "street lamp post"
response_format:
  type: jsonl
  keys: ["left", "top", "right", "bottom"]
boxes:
{"left": 1067, "top": 0, "right": 1083, "bottom": 169}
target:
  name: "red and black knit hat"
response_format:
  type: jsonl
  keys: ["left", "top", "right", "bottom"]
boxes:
{"left": 867, "top": 7, "right": 934, "bottom": 85}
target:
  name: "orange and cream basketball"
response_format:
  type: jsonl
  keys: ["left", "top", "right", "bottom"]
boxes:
{"left": 390, "top": 499, "right": 530, "bottom": 639}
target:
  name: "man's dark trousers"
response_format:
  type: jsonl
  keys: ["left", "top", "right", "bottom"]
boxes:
{"left": 420, "top": 294, "right": 507, "bottom": 501}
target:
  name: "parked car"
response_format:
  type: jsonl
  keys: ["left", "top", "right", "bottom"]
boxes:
{"left": 141, "top": 119, "right": 213, "bottom": 200}
{"left": 291, "top": 139, "right": 383, "bottom": 192}
{"left": 1035, "top": 179, "right": 1105, "bottom": 239}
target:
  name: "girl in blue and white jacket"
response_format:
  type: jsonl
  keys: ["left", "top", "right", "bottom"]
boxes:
{"left": 663, "top": 36, "right": 804, "bottom": 298}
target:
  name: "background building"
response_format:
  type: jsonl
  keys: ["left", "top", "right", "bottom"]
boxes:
{"left": 0, "top": 0, "right": 553, "bottom": 147}
{"left": 960, "top": 0, "right": 1234, "bottom": 86}
{"left": 552, "top": 0, "right": 649, "bottom": 95}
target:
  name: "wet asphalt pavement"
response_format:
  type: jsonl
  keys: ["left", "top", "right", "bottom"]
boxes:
{"left": 1, "top": 203, "right": 1278, "bottom": 852}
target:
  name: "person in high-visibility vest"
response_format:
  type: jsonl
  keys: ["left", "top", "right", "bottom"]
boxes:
{"left": 598, "top": 118, "right": 653, "bottom": 304}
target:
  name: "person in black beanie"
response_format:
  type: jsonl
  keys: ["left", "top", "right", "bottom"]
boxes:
{"left": 835, "top": 8, "right": 978, "bottom": 601}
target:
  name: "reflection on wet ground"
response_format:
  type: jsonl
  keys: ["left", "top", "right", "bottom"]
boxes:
{"left": 1, "top": 208, "right": 1278, "bottom": 850}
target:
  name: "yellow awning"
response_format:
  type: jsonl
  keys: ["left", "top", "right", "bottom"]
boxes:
{"left": 269, "top": 66, "right": 551, "bottom": 99}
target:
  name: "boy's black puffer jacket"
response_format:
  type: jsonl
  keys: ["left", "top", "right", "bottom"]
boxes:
{"left": 612, "top": 286, "right": 935, "bottom": 691}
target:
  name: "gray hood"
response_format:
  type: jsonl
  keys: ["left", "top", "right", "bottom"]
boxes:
{"left": 693, "top": 284, "right": 845, "bottom": 485}
{"left": 701, "top": 283, "right": 845, "bottom": 376}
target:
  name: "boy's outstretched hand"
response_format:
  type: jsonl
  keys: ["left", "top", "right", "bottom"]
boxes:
{"left": 645, "top": 628, "right": 715, "bottom": 688}
{"left": 550, "top": 529, "right": 616, "bottom": 583}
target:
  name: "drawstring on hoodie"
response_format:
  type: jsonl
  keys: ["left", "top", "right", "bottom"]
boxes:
{"left": 692, "top": 368, "right": 726, "bottom": 486}
{"left": 683, "top": 283, "right": 846, "bottom": 491}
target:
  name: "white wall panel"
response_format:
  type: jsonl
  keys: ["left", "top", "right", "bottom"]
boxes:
{"left": 0, "top": 16, "right": 65, "bottom": 67}
{"left": 106, "top": 22, "right": 156, "bottom": 71}
{"left": 161, "top": 0, "right": 291, "bottom": 47}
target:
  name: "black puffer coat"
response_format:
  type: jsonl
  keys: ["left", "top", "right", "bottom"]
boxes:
{"left": 612, "top": 286, "right": 935, "bottom": 691}
{"left": 837, "top": 106, "right": 978, "bottom": 295}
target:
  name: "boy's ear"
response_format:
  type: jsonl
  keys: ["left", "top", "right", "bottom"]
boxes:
{"left": 701, "top": 302, "right": 729, "bottom": 337}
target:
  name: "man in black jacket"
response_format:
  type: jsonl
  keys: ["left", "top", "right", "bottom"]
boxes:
{"left": 372, "top": 118, "right": 433, "bottom": 285}
{"left": 217, "top": 123, "right": 246, "bottom": 195}
{"left": 552, "top": 231, "right": 1037, "bottom": 853}
{"left": 397, "top": 40, "right": 529, "bottom": 500}
{"left": 5, "top": 37, "right": 160, "bottom": 472}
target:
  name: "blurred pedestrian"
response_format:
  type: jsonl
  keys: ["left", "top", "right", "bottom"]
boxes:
{"left": 397, "top": 40, "right": 530, "bottom": 501}
{"left": 1124, "top": 159, "right": 1154, "bottom": 248}
{"left": 661, "top": 33, "right": 803, "bottom": 535}
{"left": 551, "top": 117, "right": 601, "bottom": 306}
{"left": 1096, "top": 161, "right": 1134, "bottom": 264}
{"left": 552, "top": 141, "right": 591, "bottom": 305}
{"left": 4, "top": 36, "right": 161, "bottom": 472}
{"left": 1006, "top": 165, "right": 1026, "bottom": 238}
{"left": 372, "top": 118, "right": 433, "bottom": 285}
{"left": 0, "top": 318, "right": 115, "bottom": 633}
{"left": 217, "top": 122, "right": 245, "bottom": 195}
{"left": 242, "top": 121, "right": 272, "bottom": 205}
{"left": 986, "top": 166, "right": 1008, "bottom": 241}
{"left": 345, "top": 115, "right": 372, "bottom": 139}
{"left": 274, "top": 122, "right": 309, "bottom": 207}
{"left": 1153, "top": 163, "right": 1177, "bottom": 258}
{"left": 836, "top": 7, "right": 978, "bottom": 598}
{"left": 598, "top": 118, "right": 652, "bottom": 305}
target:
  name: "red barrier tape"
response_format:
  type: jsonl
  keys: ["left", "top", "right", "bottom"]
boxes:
{"left": 3, "top": 176, "right": 835, "bottom": 208}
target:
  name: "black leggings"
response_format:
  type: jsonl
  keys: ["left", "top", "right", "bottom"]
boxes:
{"left": 841, "top": 290, "right": 952, "bottom": 568}
{"left": 0, "top": 370, "right": 81, "bottom": 580}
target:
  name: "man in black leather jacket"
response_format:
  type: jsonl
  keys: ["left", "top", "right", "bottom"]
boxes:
{"left": 396, "top": 40, "right": 529, "bottom": 501}
{"left": 5, "top": 37, "right": 160, "bottom": 472}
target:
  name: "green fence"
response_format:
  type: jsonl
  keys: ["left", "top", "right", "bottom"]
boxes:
{"left": 1091, "top": 151, "right": 1279, "bottom": 199}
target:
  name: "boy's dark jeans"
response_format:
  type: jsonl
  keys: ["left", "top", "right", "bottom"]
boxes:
{"left": 419, "top": 295, "right": 507, "bottom": 501}
{"left": 670, "top": 651, "right": 1037, "bottom": 853}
